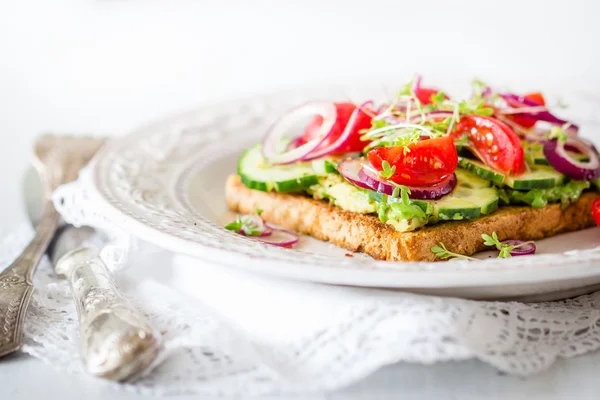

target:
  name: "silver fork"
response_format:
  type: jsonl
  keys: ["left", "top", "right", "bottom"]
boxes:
{"left": 0, "top": 135, "right": 105, "bottom": 357}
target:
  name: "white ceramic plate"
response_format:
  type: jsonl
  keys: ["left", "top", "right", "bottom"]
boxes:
{"left": 88, "top": 84, "right": 600, "bottom": 301}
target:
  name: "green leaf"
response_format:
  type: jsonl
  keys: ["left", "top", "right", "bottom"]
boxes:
{"left": 400, "top": 186, "right": 410, "bottom": 205}
{"left": 391, "top": 186, "right": 400, "bottom": 198}
{"left": 431, "top": 242, "right": 477, "bottom": 261}
{"left": 380, "top": 160, "right": 396, "bottom": 179}
{"left": 431, "top": 91, "right": 446, "bottom": 107}
{"left": 481, "top": 233, "right": 496, "bottom": 247}
{"left": 431, "top": 245, "right": 444, "bottom": 254}
{"left": 224, "top": 220, "right": 242, "bottom": 232}
{"left": 549, "top": 126, "right": 568, "bottom": 142}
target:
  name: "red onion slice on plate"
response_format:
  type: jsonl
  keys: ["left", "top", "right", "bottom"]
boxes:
{"left": 543, "top": 138, "right": 600, "bottom": 181}
{"left": 262, "top": 102, "right": 337, "bottom": 165}
{"left": 261, "top": 223, "right": 300, "bottom": 247}
{"left": 501, "top": 240, "right": 536, "bottom": 256}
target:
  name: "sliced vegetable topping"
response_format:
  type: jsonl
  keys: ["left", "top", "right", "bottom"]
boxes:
{"left": 358, "top": 163, "right": 457, "bottom": 200}
{"left": 337, "top": 158, "right": 457, "bottom": 200}
{"left": 452, "top": 115, "right": 525, "bottom": 175}
{"left": 336, "top": 158, "right": 373, "bottom": 191}
{"left": 543, "top": 137, "right": 600, "bottom": 181}
{"left": 498, "top": 93, "right": 579, "bottom": 135}
{"left": 366, "top": 136, "right": 458, "bottom": 186}
{"left": 262, "top": 102, "right": 338, "bottom": 164}
{"left": 298, "top": 101, "right": 374, "bottom": 158}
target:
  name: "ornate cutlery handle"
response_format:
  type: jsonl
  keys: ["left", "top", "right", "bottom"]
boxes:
{"left": 55, "top": 246, "right": 162, "bottom": 381}
{"left": 0, "top": 203, "right": 59, "bottom": 358}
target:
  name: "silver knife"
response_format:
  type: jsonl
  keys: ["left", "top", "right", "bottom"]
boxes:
{"left": 23, "top": 139, "right": 162, "bottom": 381}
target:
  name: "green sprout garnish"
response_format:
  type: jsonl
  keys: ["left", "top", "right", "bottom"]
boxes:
{"left": 400, "top": 185, "right": 411, "bottom": 205}
{"left": 432, "top": 232, "right": 534, "bottom": 260}
{"left": 481, "top": 232, "right": 513, "bottom": 258}
{"left": 380, "top": 160, "right": 396, "bottom": 179}
{"left": 225, "top": 209, "right": 265, "bottom": 236}
{"left": 391, "top": 186, "right": 400, "bottom": 198}
{"left": 481, "top": 232, "right": 534, "bottom": 259}
{"left": 431, "top": 242, "right": 477, "bottom": 261}
{"left": 548, "top": 126, "right": 568, "bottom": 142}
{"left": 431, "top": 91, "right": 446, "bottom": 107}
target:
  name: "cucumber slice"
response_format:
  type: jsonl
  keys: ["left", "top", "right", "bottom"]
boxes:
{"left": 238, "top": 144, "right": 318, "bottom": 193}
{"left": 458, "top": 157, "right": 505, "bottom": 184}
{"left": 367, "top": 172, "right": 498, "bottom": 221}
{"left": 311, "top": 159, "right": 339, "bottom": 176}
{"left": 431, "top": 186, "right": 499, "bottom": 221}
{"left": 534, "top": 151, "right": 589, "bottom": 166}
{"left": 504, "top": 167, "right": 565, "bottom": 190}
{"left": 455, "top": 168, "right": 492, "bottom": 189}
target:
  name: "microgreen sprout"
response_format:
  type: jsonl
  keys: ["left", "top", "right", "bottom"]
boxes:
{"left": 225, "top": 209, "right": 265, "bottom": 236}
{"left": 480, "top": 232, "right": 534, "bottom": 259}
{"left": 380, "top": 160, "right": 396, "bottom": 179}
{"left": 431, "top": 242, "right": 477, "bottom": 261}
{"left": 548, "top": 126, "right": 568, "bottom": 142}
{"left": 481, "top": 232, "right": 513, "bottom": 258}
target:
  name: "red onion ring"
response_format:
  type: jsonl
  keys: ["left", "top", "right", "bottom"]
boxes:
{"left": 358, "top": 164, "right": 457, "bottom": 200}
{"left": 498, "top": 93, "right": 579, "bottom": 134}
{"left": 412, "top": 74, "right": 423, "bottom": 93}
{"left": 260, "top": 223, "right": 300, "bottom": 247}
{"left": 262, "top": 102, "right": 337, "bottom": 165}
{"left": 337, "top": 158, "right": 374, "bottom": 191}
{"left": 300, "top": 101, "right": 374, "bottom": 161}
{"left": 501, "top": 240, "right": 536, "bottom": 256}
{"left": 338, "top": 158, "right": 456, "bottom": 200}
{"left": 543, "top": 138, "right": 600, "bottom": 181}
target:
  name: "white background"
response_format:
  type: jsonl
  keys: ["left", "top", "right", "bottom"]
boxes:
{"left": 1, "top": 0, "right": 600, "bottom": 398}
{"left": 1, "top": 0, "right": 599, "bottom": 227}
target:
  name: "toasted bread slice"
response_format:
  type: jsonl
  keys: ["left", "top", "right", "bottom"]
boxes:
{"left": 225, "top": 174, "right": 599, "bottom": 262}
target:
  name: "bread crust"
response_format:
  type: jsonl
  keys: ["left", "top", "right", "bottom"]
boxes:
{"left": 225, "top": 174, "right": 599, "bottom": 262}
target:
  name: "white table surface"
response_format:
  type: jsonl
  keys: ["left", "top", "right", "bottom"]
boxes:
{"left": 2, "top": 0, "right": 600, "bottom": 398}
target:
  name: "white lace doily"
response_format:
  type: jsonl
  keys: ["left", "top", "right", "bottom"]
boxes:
{"left": 0, "top": 170, "right": 597, "bottom": 396}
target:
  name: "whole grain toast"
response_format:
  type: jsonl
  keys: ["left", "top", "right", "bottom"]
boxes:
{"left": 225, "top": 174, "right": 599, "bottom": 262}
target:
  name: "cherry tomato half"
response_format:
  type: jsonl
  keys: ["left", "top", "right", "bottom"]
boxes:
{"left": 367, "top": 136, "right": 458, "bottom": 186}
{"left": 592, "top": 198, "right": 600, "bottom": 227}
{"left": 453, "top": 115, "right": 525, "bottom": 175}
{"left": 300, "top": 102, "right": 373, "bottom": 154}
